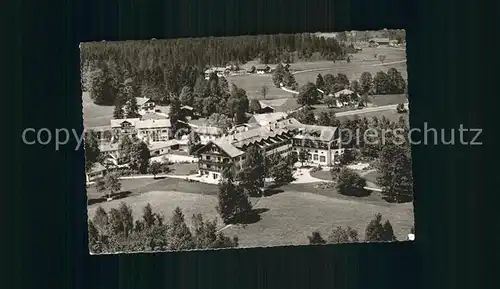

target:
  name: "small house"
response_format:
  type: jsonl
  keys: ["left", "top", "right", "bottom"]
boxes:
{"left": 86, "top": 163, "right": 107, "bottom": 183}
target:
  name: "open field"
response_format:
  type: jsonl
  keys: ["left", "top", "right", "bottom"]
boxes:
{"left": 223, "top": 191, "right": 414, "bottom": 247}
{"left": 82, "top": 92, "right": 171, "bottom": 128}
{"left": 87, "top": 191, "right": 223, "bottom": 227}
{"left": 86, "top": 177, "right": 220, "bottom": 205}
{"left": 338, "top": 108, "right": 409, "bottom": 123}
{"left": 226, "top": 74, "right": 292, "bottom": 100}
{"left": 87, "top": 185, "right": 413, "bottom": 248}
{"left": 226, "top": 46, "right": 406, "bottom": 100}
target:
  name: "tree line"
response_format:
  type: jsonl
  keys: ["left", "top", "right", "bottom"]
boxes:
{"left": 307, "top": 213, "right": 411, "bottom": 244}
{"left": 286, "top": 68, "right": 407, "bottom": 108}
{"left": 81, "top": 33, "right": 346, "bottom": 105}
{"left": 88, "top": 203, "right": 238, "bottom": 253}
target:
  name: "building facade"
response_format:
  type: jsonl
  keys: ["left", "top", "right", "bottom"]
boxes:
{"left": 194, "top": 118, "right": 342, "bottom": 181}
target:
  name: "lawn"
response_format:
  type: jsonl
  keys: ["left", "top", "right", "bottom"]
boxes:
{"left": 337, "top": 109, "right": 410, "bottom": 123}
{"left": 86, "top": 177, "right": 220, "bottom": 206}
{"left": 169, "top": 162, "right": 199, "bottom": 175}
{"left": 87, "top": 191, "right": 223, "bottom": 228}
{"left": 226, "top": 74, "right": 292, "bottom": 100}
{"left": 223, "top": 191, "right": 414, "bottom": 248}
{"left": 291, "top": 47, "right": 407, "bottom": 86}
{"left": 310, "top": 170, "right": 332, "bottom": 181}
{"left": 86, "top": 177, "right": 414, "bottom": 249}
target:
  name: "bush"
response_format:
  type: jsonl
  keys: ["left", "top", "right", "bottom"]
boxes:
{"left": 336, "top": 168, "right": 368, "bottom": 196}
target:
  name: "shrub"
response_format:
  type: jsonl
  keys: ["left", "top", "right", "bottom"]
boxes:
{"left": 336, "top": 168, "right": 368, "bottom": 196}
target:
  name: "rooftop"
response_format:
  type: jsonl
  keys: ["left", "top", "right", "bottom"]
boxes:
{"left": 110, "top": 118, "right": 141, "bottom": 128}
{"left": 136, "top": 98, "right": 152, "bottom": 106}
{"left": 249, "top": 112, "right": 288, "bottom": 126}
{"left": 141, "top": 112, "right": 169, "bottom": 120}
{"left": 135, "top": 118, "right": 172, "bottom": 129}
{"left": 259, "top": 97, "right": 303, "bottom": 113}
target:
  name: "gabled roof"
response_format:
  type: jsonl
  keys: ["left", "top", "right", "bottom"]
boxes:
{"left": 194, "top": 140, "right": 245, "bottom": 158}
{"left": 141, "top": 112, "right": 169, "bottom": 120}
{"left": 194, "top": 126, "right": 224, "bottom": 136}
{"left": 148, "top": 140, "right": 178, "bottom": 150}
{"left": 258, "top": 97, "right": 303, "bottom": 113}
{"left": 135, "top": 118, "right": 172, "bottom": 129}
{"left": 88, "top": 163, "right": 106, "bottom": 174}
{"left": 110, "top": 118, "right": 140, "bottom": 128}
{"left": 334, "top": 89, "right": 358, "bottom": 98}
{"left": 136, "top": 98, "right": 153, "bottom": 106}
{"left": 369, "top": 38, "right": 390, "bottom": 43}
{"left": 248, "top": 112, "right": 288, "bottom": 126}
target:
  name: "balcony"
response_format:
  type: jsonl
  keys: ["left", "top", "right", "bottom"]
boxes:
{"left": 199, "top": 159, "right": 233, "bottom": 167}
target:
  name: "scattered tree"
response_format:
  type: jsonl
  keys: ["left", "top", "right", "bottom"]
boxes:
{"left": 359, "top": 72, "right": 373, "bottom": 95}
{"left": 336, "top": 168, "right": 367, "bottom": 197}
{"left": 297, "top": 82, "right": 320, "bottom": 106}
{"left": 217, "top": 170, "right": 252, "bottom": 224}
{"left": 378, "top": 54, "right": 386, "bottom": 64}
{"left": 365, "top": 214, "right": 397, "bottom": 242}
{"left": 207, "top": 113, "right": 233, "bottom": 133}
{"left": 272, "top": 63, "right": 286, "bottom": 87}
{"left": 179, "top": 86, "right": 194, "bottom": 106}
{"left": 249, "top": 99, "right": 262, "bottom": 113}
{"left": 129, "top": 140, "right": 151, "bottom": 174}
{"left": 298, "top": 149, "right": 309, "bottom": 166}
{"left": 382, "top": 220, "right": 396, "bottom": 241}
{"left": 271, "top": 158, "right": 295, "bottom": 186}
{"left": 377, "top": 143, "right": 413, "bottom": 202}
{"left": 238, "top": 146, "right": 265, "bottom": 196}
{"left": 148, "top": 161, "right": 163, "bottom": 178}
{"left": 316, "top": 74, "right": 325, "bottom": 90}
{"left": 84, "top": 130, "right": 101, "bottom": 172}
{"left": 260, "top": 85, "right": 269, "bottom": 99}
{"left": 327, "top": 226, "right": 359, "bottom": 244}
{"left": 308, "top": 231, "right": 326, "bottom": 245}
{"left": 187, "top": 130, "right": 202, "bottom": 154}
{"left": 167, "top": 207, "right": 195, "bottom": 250}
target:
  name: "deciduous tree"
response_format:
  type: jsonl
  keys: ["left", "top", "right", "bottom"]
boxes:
{"left": 327, "top": 226, "right": 359, "bottom": 244}
{"left": 377, "top": 143, "right": 413, "bottom": 202}
{"left": 297, "top": 82, "right": 320, "bottom": 106}
{"left": 84, "top": 130, "right": 101, "bottom": 172}
{"left": 336, "top": 168, "right": 367, "bottom": 196}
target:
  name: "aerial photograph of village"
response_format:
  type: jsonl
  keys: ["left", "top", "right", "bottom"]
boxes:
{"left": 82, "top": 29, "right": 415, "bottom": 254}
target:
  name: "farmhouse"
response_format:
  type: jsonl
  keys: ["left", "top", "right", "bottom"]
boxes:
{"left": 148, "top": 140, "right": 179, "bottom": 157}
{"left": 136, "top": 98, "right": 156, "bottom": 115}
{"left": 204, "top": 67, "right": 229, "bottom": 79}
{"left": 258, "top": 98, "right": 303, "bottom": 114}
{"left": 110, "top": 118, "right": 140, "bottom": 135}
{"left": 333, "top": 89, "right": 360, "bottom": 107}
{"left": 86, "top": 163, "right": 107, "bottom": 183}
{"left": 194, "top": 118, "right": 343, "bottom": 181}
{"left": 369, "top": 38, "right": 390, "bottom": 46}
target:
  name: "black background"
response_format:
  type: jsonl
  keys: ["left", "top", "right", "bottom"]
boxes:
{"left": 3, "top": 0, "right": 497, "bottom": 288}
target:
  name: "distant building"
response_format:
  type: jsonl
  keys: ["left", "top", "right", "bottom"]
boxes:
{"left": 369, "top": 38, "right": 390, "bottom": 46}
{"left": 258, "top": 98, "right": 303, "bottom": 114}
{"left": 248, "top": 112, "right": 288, "bottom": 127}
{"left": 136, "top": 98, "right": 156, "bottom": 115}
{"left": 110, "top": 118, "right": 140, "bottom": 135}
{"left": 148, "top": 140, "right": 179, "bottom": 157}
{"left": 333, "top": 89, "right": 360, "bottom": 107}
{"left": 86, "top": 163, "right": 107, "bottom": 183}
